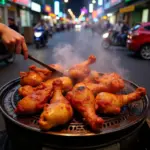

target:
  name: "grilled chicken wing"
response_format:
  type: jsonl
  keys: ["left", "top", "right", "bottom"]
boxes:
{"left": 68, "top": 55, "right": 96, "bottom": 80}
{"left": 29, "top": 65, "right": 52, "bottom": 79}
{"left": 18, "top": 85, "right": 34, "bottom": 97}
{"left": 15, "top": 85, "right": 52, "bottom": 114}
{"left": 49, "top": 64, "right": 65, "bottom": 73}
{"left": 95, "top": 87, "right": 146, "bottom": 114}
{"left": 20, "top": 65, "right": 52, "bottom": 87}
{"left": 83, "top": 70, "right": 100, "bottom": 83}
{"left": 20, "top": 71, "right": 44, "bottom": 87}
{"left": 39, "top": 80, "right": 73, "bottom": 131}
{"left": 85, "top": 73, "right": 124, "bottom": 95}
{"left": 66, "top": 83, "right": 104, "bottom": 132}
{"left": 18, "top": 77, "right": 73, "bottom": 97}
{"left": 43, "top": 77, "right": 73, "bottom": 92}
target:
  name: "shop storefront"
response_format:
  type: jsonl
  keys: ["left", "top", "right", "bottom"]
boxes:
{"left": 7, "top": 3, "right": 17, "bottom": 25}
{"left": 9, "top": 0, "right": 31, "bottom": 27}
{"left": 104, "top": 0, "right": 124, "bottom": 24}
{"left": 20, "top": 9, "right": 30, "bottom": 27}
{"left": 120, "top": 0, "right": 150, "bottom": 26}
{"left": 0, "top": 6, "right": 4, "bottom": 23}
{"left": 31, "top": 2, "right": 41, "bottom": 26}
{"left": 119, "top": 5, "right": 135, "bottom": 26}
{"left": 0, "top": 0, "right": 7, "bottom": 23}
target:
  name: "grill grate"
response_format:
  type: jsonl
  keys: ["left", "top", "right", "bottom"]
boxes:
{"left": 0, "top": 78, "right": 149, "bottom": 136}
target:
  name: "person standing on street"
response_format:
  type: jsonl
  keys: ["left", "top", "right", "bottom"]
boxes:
{"left": 8, "top": 18, "right": 19, "bottom": 33}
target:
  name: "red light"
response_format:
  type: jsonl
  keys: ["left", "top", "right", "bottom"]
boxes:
{"left": 13, "top": 0, "right": 29, "bottom": 5}
{"left": 111, "top": 0, "right": 118, "bottom": 3}
{"left": 92, "top": 11, "right": 97, "bottom": 19}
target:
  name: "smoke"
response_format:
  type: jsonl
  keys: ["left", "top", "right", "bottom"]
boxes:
{"left": 52, "top": 30, "right": 128, "bottom": 78}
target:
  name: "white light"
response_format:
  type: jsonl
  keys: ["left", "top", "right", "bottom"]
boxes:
{"left": 68, "top": 9, "right": 71, "bottom": 12}
{"left": 75, "top": 24, "right": 81, "bottom": 29}
{"left": 56, "top": 16, "right": 60, "bottom": 20}
{"left": 64, "top": 0, "right": 69, "bottom": 3}
{"left": 98, "top": 0, "right": 103, "bottom": 5}
{"left": 93, "top": 18, "right": 98, "bottom": 22}
{"left": 102, "top": 32, "right": 109, "bottom": 38}
{"left": 107, "top": 13, "right": 113, "bottom": 17}
{"left": 31, "top": 2, "right": 41, "bottom": 12}
{"left": 92, "top": 0, "right": 96, "bottom": 4}
{"left": 34, "top": 32, "right": 42, "bottom": 38}
{"left": 89, "top": 3, "right": 93, "bottom": 13}
{"left": 54, "top": 1, "right": 60, "bottom": 15}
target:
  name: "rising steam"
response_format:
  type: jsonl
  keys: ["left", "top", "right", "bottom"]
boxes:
{"left": 52, "top": 30, "right": 128, "bottom": 78}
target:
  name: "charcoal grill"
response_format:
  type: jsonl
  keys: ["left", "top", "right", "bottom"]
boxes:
{"left": 0, "top": 76, "right": 149, "bottom": 150}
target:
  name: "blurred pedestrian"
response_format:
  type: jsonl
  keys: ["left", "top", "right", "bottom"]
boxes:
{"left": 113, "top": 21, "right": 123, "bottom": 42}
{"left": 8, "top": 17, "right": 19, "bottom": 32}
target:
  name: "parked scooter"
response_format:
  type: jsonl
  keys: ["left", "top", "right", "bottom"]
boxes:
{"left": 102, "top": 30, "right": 127, "bottom": 49}
{"left": 34, "top": 27, "right": 48, "bottom": 49}
{"left": 0, "top": 42, "right": 15, "bottom": 64}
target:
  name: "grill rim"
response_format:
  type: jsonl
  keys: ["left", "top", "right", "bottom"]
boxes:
{"left": 0, "top": 77, "right": 149, "bottom": 137}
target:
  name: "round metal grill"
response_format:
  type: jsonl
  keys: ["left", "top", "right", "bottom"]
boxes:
{"left": 0, "top": 78, "right": 149, "bottom": 136}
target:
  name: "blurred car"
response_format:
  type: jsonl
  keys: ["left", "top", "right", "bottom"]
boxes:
{"left": 127, "top": 23, "right": 150, "bottom": 59}
{"left": 75, "top": 24, "right": 82, "bottom": 31}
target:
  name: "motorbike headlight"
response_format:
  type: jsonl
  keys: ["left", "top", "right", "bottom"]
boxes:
{"left": 34, "top": 32, "right": 42, "bottom": 38}
{"left": 102, "top": 32, "right": 109, "bottom": 38}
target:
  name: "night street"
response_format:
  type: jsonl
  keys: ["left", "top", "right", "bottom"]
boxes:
{"left": 0, "top": 29, "right": 150, "bottom": 131}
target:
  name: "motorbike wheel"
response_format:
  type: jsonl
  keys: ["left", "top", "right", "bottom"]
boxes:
{"left": 36, "top": 43, "right": 40, "bottom": 49}
{"left": 5, "top": 53, "right": 16, "bottom": 64}
{"left": 102, "top": 40, "right": 110, "bottom": 49}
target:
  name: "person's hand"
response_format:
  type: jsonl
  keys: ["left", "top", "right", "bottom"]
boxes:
{"left": 0, "top": 24, "right": 28, "bottom": 59}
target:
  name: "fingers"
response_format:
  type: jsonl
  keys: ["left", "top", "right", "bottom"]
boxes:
{"left": 21, "top": 37, "right": 28, "bottom": 60}
{"left": 4, "top": 39, "right": 16, "bottom": 53}
{"left": 16, "top": 39, "right": 21, "bottom": 54}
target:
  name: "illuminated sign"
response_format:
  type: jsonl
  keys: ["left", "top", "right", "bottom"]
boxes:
{"left": 58, "top": 12, "right": 63, "bottom": 17}
{"left": 97, "top": 7, "right": 103, "bottom": 15}
{"left": 120, "top": 5, "right": 135, "bottom": 13}
{"left": 92, "top": 11, "right": 97, "bottom": 18}
{"left": 104, "top": 0, "right": 121, "bottom": 9}
{"left": 89, "top": 3, "right": 93, "bottom": 13}
{"left": 111, "top": 0, "right": 121, "bottom": 5}
{"left": 31, "top": 2, "right": 41, "bottom": 12}
{"left": 98, "top": 0, "right": 103, "bottom": 6}
{"left": 0, "top": 0, "right": 6, "bottom": 5}
{"left": 12, "top": 0, "right": 31, "bottom": 7}
{"left": 54, "top": 1, "right": 60, "bottom": 15}
{"left": 44, "top": 5, "right": 51, "bottom": 13}
{"left": 104, "top": 2, "right": 110, "bottom": 9}
{"left": 81, "top": 7, "right": 88, "bottom": 14}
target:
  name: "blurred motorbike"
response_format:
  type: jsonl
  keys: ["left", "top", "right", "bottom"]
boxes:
{"left": 102, "top": 30, "right": 127, "bottom": 49}
{"left": 0, "top": 42, "right": 15, "bottom": 64}
{"left": 34, "top": 27, "right": 48, "bottom": 49}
